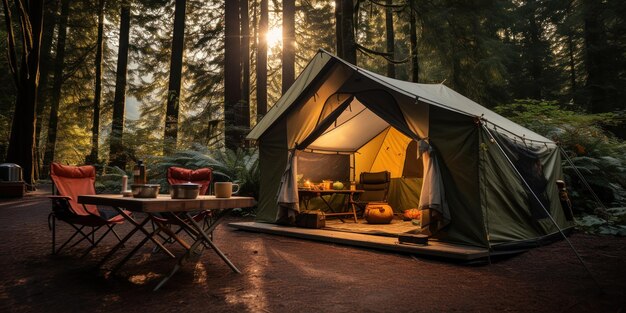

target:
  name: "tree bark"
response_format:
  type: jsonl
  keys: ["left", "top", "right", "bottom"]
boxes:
{"left": 409, "top": 0, "right": 419, "bottom": 82}
{"left": 582, "top": 0, "right": 609, "bottom": 113}
{"left": 164, "top": 0, "right": 187, "bottom": 155}
{"left": 567, "top": 33, "right": 576, "bottom": 98}
{"left": 224, "top": 0, "right": 242, "bottom": 150}
{"left": 87, "top": 0, "right": 105, "bottom": 164}
{"left": 282, "top": 0, "right": 295, "bottom": 94}
{"left": 109, "top": 0, "right": 131, "bottom": 168}
{"left": 528, "top": 10, "right": 543, "bottom": 99}
{"left": 335, "top": 0, "right": 343, "bottom": 58}
{"left": 240, "top": 0, "right": 250, "bottom": 130}
{"left": 34, "top": 1, "right": 58, "bottom": 178}
{"left": 43, "top": 0, "right": 69, "bottom": 169}
{"left": 340, "top": 0, "right": 356, "bottom": 64}
{"left": 255, "top": 0, "right": 268, "bottom": 121}
{"left": 385, "top": 0, "right": 395, "bottom": 78}
{"left": 5, "top": 0, "right": 45, "bottom": 187}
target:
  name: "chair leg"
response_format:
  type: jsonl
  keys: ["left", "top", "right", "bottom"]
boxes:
{"left": 351, "top": 202, "right": 358, "bottom": 223}
{"left": 81, "top": 225, "right": 114, "bottom": 258}
{"left": 56, "top": 225, "right": 86, "bottom": 254}
{"left": 69, "top": 225, "right": 100, "bottom": 248}
{"left": 110, "top": 225, "right": 123, "bottom": 242}
{"left": 52, "top": 216, "right": 56, "bottom": 255}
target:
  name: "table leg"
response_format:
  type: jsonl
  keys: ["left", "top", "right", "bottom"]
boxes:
{"left": 98, "top": 209, "right": 176, "bottom": 270}
{"left": 185, "top": 211, "right": 241, "bottom": 273}
{"left": 348, "top": 192, "right": 358, "bottom": 223}
{"left": 319, "top": 194, "right": 346, "bottom": 222}
{"left": 152, "top": 209, "right": 240, "bottom": 291}
{"left": 153, "top": 233, "right": 205, "bottom": 291}
{"left": 97, "top": 216, "right": 148, "bottom": 269}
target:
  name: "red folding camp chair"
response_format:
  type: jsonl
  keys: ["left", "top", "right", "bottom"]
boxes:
{"left": 48, "top": 162, "right": 126, "bottom": 255}
{"left": 150, "top": 167, "right": 214, "bottom": 247}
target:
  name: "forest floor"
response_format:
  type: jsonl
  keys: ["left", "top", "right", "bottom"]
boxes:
{"left": 1, "top": 186, "right": 625, "bottom": 313}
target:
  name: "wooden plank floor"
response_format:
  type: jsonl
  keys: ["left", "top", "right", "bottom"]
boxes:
{"left": 228, "top": 222, "right": 490, "bottom": 261}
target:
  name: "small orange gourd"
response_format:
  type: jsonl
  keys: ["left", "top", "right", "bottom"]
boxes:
{"left": 403, "top": 208, "right": 422, "bottom": 220}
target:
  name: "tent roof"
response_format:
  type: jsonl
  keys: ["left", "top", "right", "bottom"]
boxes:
{"left": 247, "top": 49, "right": 553, "bottom": 145}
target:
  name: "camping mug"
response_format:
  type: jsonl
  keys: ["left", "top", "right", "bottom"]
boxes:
{"left": 214, "top": 182, "right": 240, "bottom": 198}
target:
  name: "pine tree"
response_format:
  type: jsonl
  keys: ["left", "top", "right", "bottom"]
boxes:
{"left": 224, "top": 0, "right": 242, "bottom": 149}
{"left": 109, "top": 0, "right": 131, "bottom": 168}
{"left": 43, "top": 0, "right": 70, "bottom": 169}
{"left": 3, "top": 0, "right": 45, "bottom": 187}
{"left": 164, "top": 0, "right": 187, "bottom": 155}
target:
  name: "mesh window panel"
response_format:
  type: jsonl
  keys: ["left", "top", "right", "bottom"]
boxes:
{"left": 298, "top": 151, "right": 350, "bottom": 183}
{"left": 495, "top": 133, "right": 550, "bottom": 219}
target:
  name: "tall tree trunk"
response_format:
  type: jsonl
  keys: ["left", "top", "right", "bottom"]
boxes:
{"left": 109, "top": 0, "right": 131, "bottom": 168}
{"left": 335, "top": 0, "right": 343, "bottom": 58}
{"left": 87, "top": 0, "right": 105, "bottom": 164}
{"left": 582, "top": 0, "right": 622, "bottom": 138}
{"left": 340, "top": 0, "right": 356, "bottom": 64}
{"left": 582, "top": 0, "right": 609, "bottom": 113}
{"left": 528, "top": 11, "right": 543, "bottom": 99}
{"left": 256, "top": 0, "right": 268, "bottom": 121}
{"left": 409, "top": 1, "right": 419, "bottom": 83}
{"left": 43, "top": 0, "right": 69, "bottom": 168}
{"left": 34, "top": 1, "right": 58, "bottom": 178}
{"left": 567, "top": 33, "right": 577, "bottom": 98}
{"left": 385, "top": 0, "right": 395, "bottom": 78}
{"left": 240, "top": 0, "right": 250, "bottom": 131}
{"left": 164, "top": 0, "right": 187, "bottom": 155}
{"left": 281, "top": 0, "right": 295, "bottom": 94}
{"left": 4, "top": 0, "right": 45, "bottom": 188}
{"left": 224, "top": 0, "right": 242, "bottom": 150}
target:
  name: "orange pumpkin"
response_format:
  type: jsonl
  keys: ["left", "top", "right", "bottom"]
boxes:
{"left": 403, "top": 208, "right": 422, "bottom": 220}
{"left": 364, "top": 203, "right": 394, "bottom": 224}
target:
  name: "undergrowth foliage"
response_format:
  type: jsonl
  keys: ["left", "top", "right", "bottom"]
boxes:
{"left": 495, "top": 100, "right": 626, "bottom": 235}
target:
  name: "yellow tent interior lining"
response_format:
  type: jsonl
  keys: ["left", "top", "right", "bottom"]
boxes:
{"left": 354, "top": 127, "right": 413, "bottom": 181}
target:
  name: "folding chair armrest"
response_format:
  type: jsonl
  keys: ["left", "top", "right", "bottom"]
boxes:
{"left": 48, "top": 195, "right": 72, "bottom": 200}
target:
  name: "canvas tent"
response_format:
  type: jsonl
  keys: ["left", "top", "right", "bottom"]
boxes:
{"left": 247, "top": 49, "right": 573, "bottom": 249}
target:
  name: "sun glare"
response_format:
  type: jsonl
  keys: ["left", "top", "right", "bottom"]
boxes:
{"left": 266, "top": 27, "right": 282, "bottom": 48}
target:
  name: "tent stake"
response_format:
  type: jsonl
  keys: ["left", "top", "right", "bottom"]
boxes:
{"left": 483, "top": 125, "right": 604, "bottom": 293}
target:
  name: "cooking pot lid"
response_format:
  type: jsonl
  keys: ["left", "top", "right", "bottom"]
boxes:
{"left": 131, "top": 184, "right": 161, "bottom": 187}
{"left": 171, "top": 182, "right": 200, "bottom": 188}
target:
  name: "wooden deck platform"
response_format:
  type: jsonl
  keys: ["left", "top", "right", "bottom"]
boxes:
{"left": 228, "top": 222, "right": 490, "bottom": 261}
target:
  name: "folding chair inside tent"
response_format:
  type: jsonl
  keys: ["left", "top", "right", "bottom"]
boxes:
{"left": 48, "top": 162, "right": 126, "bottom": 255}
{"left": 351, "top": 171, "right": 391, "bottom": 216}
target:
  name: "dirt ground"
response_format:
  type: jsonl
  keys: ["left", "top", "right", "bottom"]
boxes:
{"left": 0, "top": 188, "right": 625, "bottom": 313}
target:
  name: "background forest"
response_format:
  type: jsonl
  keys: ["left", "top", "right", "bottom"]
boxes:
{"left": 1, "top": 0, "right": 625, "bottom": 231}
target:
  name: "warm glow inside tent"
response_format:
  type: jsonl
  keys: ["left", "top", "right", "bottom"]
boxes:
{"left": 247, "top": 49, "right": 573, "bottom": 249}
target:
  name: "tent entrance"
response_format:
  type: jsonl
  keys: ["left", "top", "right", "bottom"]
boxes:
{"left": 296, "top": 127, "right": 425, "bottom": 222}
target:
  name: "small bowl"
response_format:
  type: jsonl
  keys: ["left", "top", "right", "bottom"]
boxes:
{"left": 131, "top": 184, "right": 160, "bottom": 198}
{"left": 170, "top": 182, "right": 200, "bottom": 199}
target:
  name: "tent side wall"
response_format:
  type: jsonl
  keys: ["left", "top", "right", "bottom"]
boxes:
{"left": 429, "top": 106, "right": 488, "bottom": 247}
{"left": 255, "top": 120, "right": 289, "bottom": 223}
{"left": 479, "top": 128, "right": 572, "bottom": 244}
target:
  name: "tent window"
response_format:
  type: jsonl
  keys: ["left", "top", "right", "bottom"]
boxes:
{"left": 297, "top": 151, "right": 350, "bottom": 183}
{"left": 496, "top": 133, "right": 550, "bottom": 220}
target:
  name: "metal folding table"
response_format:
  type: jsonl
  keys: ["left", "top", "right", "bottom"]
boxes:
{"left": 77, "top": 194, "right": 256, "bottom": 290}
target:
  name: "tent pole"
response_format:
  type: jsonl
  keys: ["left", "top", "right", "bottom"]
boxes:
{"left": 482, "top": 124, "right": 603, "bottom": 292}
{"left": 558, "top": 146, "right": 609, "bottom": 213}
